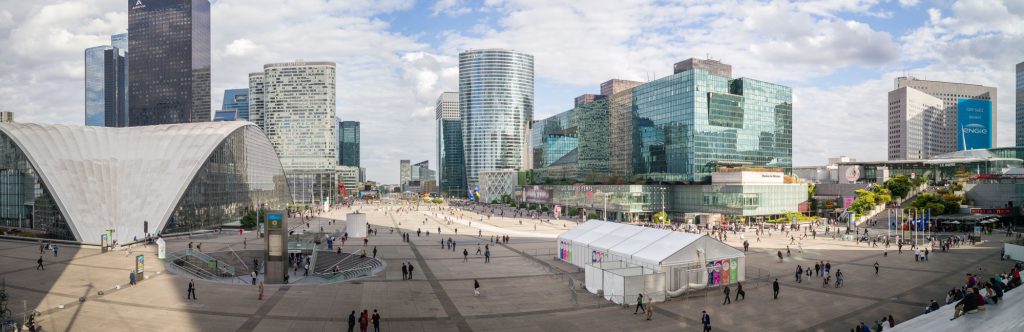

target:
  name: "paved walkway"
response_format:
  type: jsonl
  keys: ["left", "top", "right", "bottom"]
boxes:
{"left": 0, "top": 203, "right": 1017, "bottom": 331}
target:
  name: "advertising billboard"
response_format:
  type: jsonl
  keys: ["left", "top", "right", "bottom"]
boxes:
{"left": 524, "top": 185, "right": 552, "bottom": 204}
{"left": 957, "top": 99, "right": 993, "bottom": 150}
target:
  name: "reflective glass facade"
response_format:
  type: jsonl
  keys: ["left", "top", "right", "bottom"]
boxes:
{"left": 460, "top": 49, "right": 534, "bottom": 185}
{"left": 84, "top": 46, "right": 111, "bottom": 127}
{"left": 531, "top": 109, "right": 577, "bottom": 169}
{"left": 163, "top": 126, "right": 291, "bottom": 234}
{"left": 608, "top": 88, "right": 637, "bottom": 180}
{"left": 438, "top": 119, "right": 466, "bottom": 197}
{"left": 633, "top": 68, "right": 792, "bottom": 183}
{"left": 222, "top": 88, "right": 249, "bottom": 120}
{"left": 1017, "top": 62, "right": 1023, "bottom": 146}
{"left": 0, "top": 134, "right": 75, "bottom": 240}
{"left": 338, "top": 121, "right": 360, "bottom": 167}
{"left": 577, "top": 98, "right": 610, "bottom": 179}
{"left": 128, "top": 0, "right": 211, "bottom": 125}
{"left": 437, "top": 92, "right": 465, "bottom": 197}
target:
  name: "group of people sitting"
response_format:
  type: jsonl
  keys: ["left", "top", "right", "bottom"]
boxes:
{"left": 942, "top": 262, "right": 1023, "bottom": 320}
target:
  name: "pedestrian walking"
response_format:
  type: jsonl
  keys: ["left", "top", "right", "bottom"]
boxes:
{"left": 722, "top": 285, "right": 731, "bottom": 304}
{"left": 735, "top": 282, "right": 745, "bottom": 301}
{"left": 252, "top": 271, "right": 257, "bottom": 285}
{"left": 347, "top": 311, "right": 356, "bottom": 332}
{"left": 407, "top": 262, "right": 414, "bottom": 278}
{"left": 372, "top": 246, "right": 377, "bottom": 258}
{"left": 36, "top": 256, "right": 44, "bottom": 270}
{"left": 401, "top": 263, "right": 408, "bottom": 280}
{"left": 474, "top": 279, "right": 480, "bottom": 296}
{"left": 874, "top": 262, "right": 879, "bottom": 275}
{"left": 773, "top": 278, "right": 780, "bottom": 299}
{"left": 484, "top": 249, "right": 491, "bottom": 263}
{"left": 258, "top": 282, "right": 264, "bottom": 300}
{"left": 129, "top": 271, "right": 136, "bottom": 286}
{"left": 463, "top": 249, "right": 469, "bottom": 262}
{"left": 187, "top": 279, "right": 197, "bottom": 300}
{"left": 644, "top": 296, "right": 653, "bottom": 320}
{"left": 701, "top": 310, "right": 711, "bottom": 332}
{"left": 634, "top": 293, "right": 645, "bottom": 314}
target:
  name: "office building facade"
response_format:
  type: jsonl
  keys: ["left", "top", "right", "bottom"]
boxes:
{"left": 260, "top": 61, "right": 337, "bottom": 204}
{"left": 85, "top": 33, "right": 130, "bottom": 127}
{"left": 399, "top": 160, "right": 411, "bottom": 190}
{"left": 632, "top": 59, "right": 792, "bottom": 183}
{"left": 888, "top": 87, "right": 944, "bottom": 160}
{"left": 222, "top": 89, "right": 249, "bottom": 121}
{"left": 459, "top": 49, "right": 534, "bottom": 185}
{"left": 894, "top": 76, "right": 996, "bottom": 152}
{"left": 607, "top": 80, "right": 643, "bottom": 180}
{"left": 338, "top": 121, "right": 360, "bottom": 167}
{"left": 248, "top": 72, "right": 266, "bottom": 129}
{"left": 1017, "top": 62, "right": 1023, "bottom": 146}
{"left": 436, "top": 92, "right": 466, "bottom": 197}
{"left": 128, "top": 0, "right": 211, "bottom": 125}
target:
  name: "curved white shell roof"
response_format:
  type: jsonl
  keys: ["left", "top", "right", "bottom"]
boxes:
{"left": 0, "top": 122, "right": 255, "bottom": 244}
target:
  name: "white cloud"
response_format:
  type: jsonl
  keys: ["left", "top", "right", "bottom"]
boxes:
{"left": 899, "top": 0, "right": 920, "bottom": 8}
{"left": 224, "top": 38, "right": 259, "bottom": 57}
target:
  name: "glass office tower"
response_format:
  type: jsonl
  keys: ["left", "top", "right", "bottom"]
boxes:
{"left": 128, "top": 0, "right": 211, "bottom": 125}
{"left": 633, "top": 60, "right": 792, "bottom": 183}
{"left": 436, "top": 92, "right": 466, "bottom": 197}
{"left": 222, "top": 89, "right": 249, "bottom": 120}
{"left": 84, "top": 45, "right": 111, "bottom": 127}
{"left": 459, "top": 49, "right": 534, "bottom": 185}
{"left": 338, "top": 121, "right": 360, "bottom": 167}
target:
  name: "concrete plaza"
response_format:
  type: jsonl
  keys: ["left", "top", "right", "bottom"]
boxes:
{"left": 0, "top": 203, "right": 1014, "bottom": 331}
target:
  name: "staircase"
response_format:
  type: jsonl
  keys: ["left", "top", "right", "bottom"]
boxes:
{"left": 165, "top": 249, "right": 238, "bottom": 279}
{"left": 313, "top": 250, "right": 384, "bottom": 282}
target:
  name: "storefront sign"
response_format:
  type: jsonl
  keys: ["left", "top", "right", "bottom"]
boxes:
{"left": 970, "top": 208, "right": 1010, "bottom": 215}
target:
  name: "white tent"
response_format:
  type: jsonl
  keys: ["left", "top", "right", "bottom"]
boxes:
{"left": 565, "top": 222, "right": 626, "bottom": 267}
{"left": 584, "top": 260, "right": 625, "bottom": 293}
{"left": 557, "top": 220, "right": 606, "bottom": 264}
{"left": 557, "top": 220, "right": 745, "bottom": 299}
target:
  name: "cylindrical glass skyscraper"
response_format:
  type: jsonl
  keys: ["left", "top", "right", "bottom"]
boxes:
{"left": 459, "top": 49, "right": 534, "bottom": 186}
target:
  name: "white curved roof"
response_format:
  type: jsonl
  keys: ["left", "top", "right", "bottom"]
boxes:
{"left": 0, "top": 122, "right": 253, "bottom": 244}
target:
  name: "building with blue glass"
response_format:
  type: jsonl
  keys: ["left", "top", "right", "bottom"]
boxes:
{"left": 459, "top": 49, "right": 534, "bottom": 186}
{"left": 222, "top": 89, "right": 249, "bottom": 120}
{"left": 338, "top": 120, "right": 360, "bottom": 167}
{"left": 436, "top": 92, "right": 466, "bottom": 197}
{"left": 633, "top": 58, "right": 792, "bottom": 183}
{"left": 84, "top": 34, "right": 129, "bottom": 127}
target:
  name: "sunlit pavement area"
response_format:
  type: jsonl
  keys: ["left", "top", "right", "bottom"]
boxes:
{"left": 0, "top": 203, "right": 1015, "bottom": 332}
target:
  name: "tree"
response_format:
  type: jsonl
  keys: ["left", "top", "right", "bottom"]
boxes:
{"left": 653, "top": 211, "right": 669, "bottom": 224}
{"left": 884, "top": 175, "right": 912, "bottom": 199}
{"left": 240, "top": 210, "right": 257, "bottom": 230}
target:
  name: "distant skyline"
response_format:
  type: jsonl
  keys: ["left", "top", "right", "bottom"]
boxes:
{"left": 1, "top": 0, "right": 1022, "bottom": 184}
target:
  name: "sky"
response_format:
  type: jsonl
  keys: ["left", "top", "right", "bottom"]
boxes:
{"left": 0, "top": 0, "right": 1022, "bottom": 184}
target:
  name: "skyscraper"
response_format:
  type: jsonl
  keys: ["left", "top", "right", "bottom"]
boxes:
{"left": 247, "top": 72, "right": 266, "bottom": 129}
{"left": 606, "top": 79, "right": 644, "bottom": 180}
{"left": 436, "top": 92, "right": 466, "bottom": 197}
{"left": 888, "top": 87, "right": 943, "bottom": 160}
{"left": 128, "top": 0, "right": 211, "bottom": 126}
{"left": 222, "top": 89, "right": 249, "bottom": 121}
{"left": 84, "top": 33, "right": 129, "bottom": 127}
{"left": 399, "top": 160, "right": 411, "bottom": 190}
{"left": 459, "top": 49, "right": 534, "bottom": 185}
{"left": 895, "top": 76, "right": 996, "bottom": 151}
{"left": 633, "top": 58, "right": 792, "bottom": 183}
{"left": 260, "top": 61, "right": 337, "bottom": 204}
{"left": 85, "top": 45, "right": 111, "bottom": 127}
{"left": 338, "top": 120, "right": 360, "bottom": 167}
{"left": 1017, "top": 62, "right": 1023, "bottom": 146}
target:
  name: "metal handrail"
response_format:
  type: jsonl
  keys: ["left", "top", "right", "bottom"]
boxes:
{"left": 171, "top": 250, "right": 236, "bottom": 276}
{"left": 319, "top": 249, "right": 363, "bottom": 273}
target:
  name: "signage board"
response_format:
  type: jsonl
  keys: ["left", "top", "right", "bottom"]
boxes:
{"left": 135, "top": 254, "right": 145, "bottom": 280}
{"left": 957, "top": 99, "right": 993, "bottom": 150}
{"left": 970, "top": 208, "right": 1010, "bottom": 215}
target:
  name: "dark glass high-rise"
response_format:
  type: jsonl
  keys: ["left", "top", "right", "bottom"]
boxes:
{"left": 128, "top": 0, "right": 211, "bottom": 126}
